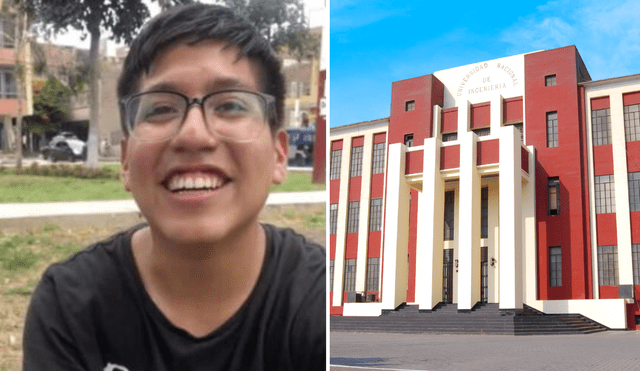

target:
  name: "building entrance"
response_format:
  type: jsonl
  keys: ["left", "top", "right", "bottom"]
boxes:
{"left": 481, "top": 246, "right": 488, "bottom": 303}
{"left": 442, "top": 249, "right": 454, "bottom": 303}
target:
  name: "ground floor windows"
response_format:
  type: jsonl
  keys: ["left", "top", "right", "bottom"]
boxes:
{"left": 595, "top": 175, "right": 616, "bottom": 214}
{"left": 481, "top": 246, "right": 488, "bottom": 303}
{"left": 549, "top": 246, "right": 562, "bottom": 287}
{"left": 366, "top": 257, "right": 380, "bottom": 292}
{"left": 330, "top": 260, "right": 334, "bottom": 292}
{"left": 633, "top": 244, "right": 640, "bottom": 285}
{"left": 347, "top": 201, "right": 360, "bottom": 233}
{"left": 597, "top": 245, "right": 619, "bottom": 286}
{"left": 344, "top": 259, "right": 357, "bottom": 292}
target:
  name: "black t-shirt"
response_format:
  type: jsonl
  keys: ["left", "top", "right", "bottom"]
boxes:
{"left": 23, "top": 224, "right": 325, "bottom": 371}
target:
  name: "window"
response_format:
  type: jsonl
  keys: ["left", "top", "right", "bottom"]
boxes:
{"left": 329, "top": 149, "right": 342, "bottom": 180}
{"left": 366, "top": 257, "right": 380, "bottom": 291}
{"left": 595, "top": 175, "right": 615, "bottom": 214}
{"left": 629, "top": 172, "right": 640, "bottom": 212}
{"left": 369, "top": 198, "right": 383, "bottom": 232}
{"left": 547, "top": 112, "right": 558, "bottom": 148}
{"left": 329, "top": 203, "right": 338, "bottom": 235}
{"left": 405, "top": 100, "right": 415, "bottom": 111}
{"left": 444, "top": 190, "right": 455, "bottom": 241}
{"left": 548, "top": 177, "right": 560, "bottom": 215}
{"left": 442, "top": 133, "right": 457, "bottom": 142}
{"left": 330, "top": 260, "right": 335, "bottom": 292}
{"left": 624, "top": 104, "right": 640, "bottom": 142}
{"left": 347, "top": 201, "right": 360, "bottom": 233}
{"left": 371, "top": 142, "right": 386, "bottom": 174}
{"left": 404, "top": 134, "right": 414, "bottom": 147}
{"left": 550, "top": 246, "right": 562, "bottom": 287}
{"left": 591, "top": 108, "right": 611, "bottom": 146}
{"left": 545, "top": 74, "right": 556, "bottom": 86}
{"left": 343, "top": 259, "right": 357, "bottom": 292}
{"left": 473, "top": 128, "right": 491, "bottom": 137}
{"left": 0, "top": 19, "right": 14, "bottom": 48}
{"left": 481, "top": 187, "right": 488, "bottom": 238}
{"left": 0, "top": 68, "right": 17, "bottom": 99}
{"left": 598, "top": 245, "right": 618, "bottom": 287}
{"left": 633, "top": 244, "right": 640, "bottom": 285}
{"left": 350, "top": 146, "right": 363, "bottom": 177}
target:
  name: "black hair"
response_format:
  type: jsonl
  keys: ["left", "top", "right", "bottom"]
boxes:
{"left": 117, "top": 3, "right": 285, "bottom": 135}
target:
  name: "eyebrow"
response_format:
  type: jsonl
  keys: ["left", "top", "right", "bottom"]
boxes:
{"left": 140, "top": 77, "right": 255, "bottom": 95}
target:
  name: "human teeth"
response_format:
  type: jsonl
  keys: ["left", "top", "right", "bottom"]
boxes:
{"left": 195, "top": 177, "right": 204, "bottom": 188}
{"left": 185, "top": 178, "right": 194, "bottom": 189}
{"left": 167, "top": 173, "right": 225, "bottom": 191}
{"left": 204, "top": 178, "right": 212, "bottom": 188}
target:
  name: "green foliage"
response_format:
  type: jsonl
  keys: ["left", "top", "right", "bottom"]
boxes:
{"left": 30, "top": 77, "right": 71, "bottom": 134}
{"left": 11, "top": 162, "right": 120, "bottom": 180}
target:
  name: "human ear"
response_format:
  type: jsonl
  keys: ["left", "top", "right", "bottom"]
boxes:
{"left": 120, "top": 138, "right": 131, "bottom": 192}
{"left": 271, "top": 130, "right": 288, "bottom": 185}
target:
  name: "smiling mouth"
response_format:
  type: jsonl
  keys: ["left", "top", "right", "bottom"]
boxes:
{"left": 164, "top": 172, "right": 230, "bottom": 193}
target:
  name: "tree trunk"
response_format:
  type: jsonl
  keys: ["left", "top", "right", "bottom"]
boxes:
{"left": 86, "top": 27, "right": 101, "bottom": 169}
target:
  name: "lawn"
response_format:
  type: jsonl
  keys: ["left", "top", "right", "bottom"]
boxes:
{"left": 0, "top": 204, "right": 325, "bottom": 370}
{"left": 0, "top": 165, "right": 324, "bottom": 203}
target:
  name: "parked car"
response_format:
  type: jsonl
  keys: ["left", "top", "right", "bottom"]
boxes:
{"left": 287, "top": 127, "right": 315, "bottom": 166}
{"left": 41, "top": 132, "right": 87, "bottom": 162}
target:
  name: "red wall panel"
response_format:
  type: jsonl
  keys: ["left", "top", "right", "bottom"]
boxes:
{"left": 627, "top": 141, "right": 640, "bottom": 173}
{"left": 623, "top": 91, "right": 640, "bottom": 106}
{"left": 329, "top": 179, "right": 340, "bottom": 203}
{"left": 477, "top": 139, "right": 499, "bottom": 165}
{"left": 441, "top": 145, "right": 460, "bottom": 169}
{"left": 349, "top": 177, "right": 361, "bottom": 201}
{"left": 593, "top": 145, "right": 613, "bottom": 175}
{"left": 332, "top": 140, "right": 343, "bottom": 150}
{"left": 470, "top": 102, "right": 490, "bottom": 129}
{"left": 405, "top": 151, "right": 424, "bottom": 174}
{"left": 352, "top": 136, "right": 364, "bottom": 147}
{"left": 521, "top": 147, "right": 529, "bottom": 173}
{"left": 596, "top": 214, "right": 618, "bottom": 246}
{"left": 441, "top": 108, "right": 458, "bottom": 133}
{"left": 374, "top": 132, "right": 387, "bottom": 143}
{"left": 370, "top": 173, "right": 385, "bottom": 198}
{"left": 345, "top": 233, "right": 358, "bottom": 258}
{"left": 330, "top": 235, "right": 337, "bottom": 259}
{"left": 503, "top": 96, "right": 523, "bottom": 124}
{"left": 367, "top": 232, "right": 381, "bottom": 257}
{"left": 599, "top": 286, "right": 618, "bottom": 299}
{"left": 590, "top": 96, "right": 610, "bottom": 110}
{"left": 630, "top": 211, "right": 640, "bottom": 244}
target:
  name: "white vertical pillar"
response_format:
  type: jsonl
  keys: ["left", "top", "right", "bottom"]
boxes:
{"left": 457, "top": 131, "right": 481, "bottom": 310}
{"left": 522, "top": 146, "right": 537, "bottom": 305}
{"left": 355, "top": 133, "right": 374, "bottom": 293}
{"left": 610, "top": 93, "right": 634, "bottom": 290}
{"left": 381, "top": 143, "right": 410, "bottom": 310}
{"left": 490, "top": 95, "right": 504, "bottom": 135}
{"left": 499, "top": 125, "right": 523, "bottom": 312}
{"left": 416, "top": 107, "right": 445, "bottom": 309}
{"left": 458, "top": 100, "right": 471, "bottom": 135}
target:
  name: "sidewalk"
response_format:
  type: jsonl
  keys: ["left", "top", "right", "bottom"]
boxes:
{"left": 0, "top": 191, "right": 325, "bottom": 219}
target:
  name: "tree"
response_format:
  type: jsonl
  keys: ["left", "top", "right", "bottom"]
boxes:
{"left": 219, "top": 0, "right": 317, "bottom": 60}
{"left": 30, "top": 76, "right": 71, "bottom": 135}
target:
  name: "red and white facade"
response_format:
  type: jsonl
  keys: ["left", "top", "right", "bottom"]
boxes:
{"left": 329, "top": 45, "right": 640, "bottom": 330}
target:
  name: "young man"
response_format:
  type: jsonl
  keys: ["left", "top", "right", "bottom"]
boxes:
{"left": 23, "top": 4, "right": 325, "bottom": 370}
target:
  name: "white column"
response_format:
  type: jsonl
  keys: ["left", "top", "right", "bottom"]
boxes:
{"left": 381, "top": 143, "right": 410, "bottom": 310}
{"left": 458, "top": 100, "right": 471, "bottom": 135}
{"left": 355, "top": 133, "right": 374, "bottom": 293}
{"left": 522, "top": 146, "right": 537, "bottom": 305}
{"left": 490, "top": 95, "right": 503, "bottom": 135}
{"left": 499, "top": 125, "right": 523, "bottom": 312}
{"left": 457, "top": 131, "right": 481, "bottom": 310}
{"left": 610, "top": 93, "right": 634, "bottom": 291}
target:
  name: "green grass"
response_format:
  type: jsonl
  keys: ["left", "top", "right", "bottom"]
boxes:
{"left": 0, "top": 165, "right": 324, "bottom": 203}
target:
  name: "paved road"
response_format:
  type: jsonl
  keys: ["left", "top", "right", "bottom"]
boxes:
{"left": 330, "top": 331, "right": 640, "bottom": 371}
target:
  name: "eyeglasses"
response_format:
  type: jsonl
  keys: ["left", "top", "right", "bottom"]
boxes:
{"left": 121, "top": 90, "right": 275, "bottom": 143}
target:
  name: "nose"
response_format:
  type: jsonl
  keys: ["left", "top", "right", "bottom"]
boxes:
{"left": 170, "top": 104, "right": 219, "bottom": 151}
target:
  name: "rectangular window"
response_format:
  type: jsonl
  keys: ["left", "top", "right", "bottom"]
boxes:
{"left": 347, "top": 201, "right": 360, "bottom": 233}
{"left": 624, "top": 104, "right": 640, "bottom": 142}
{"left": 442, "top": 132, "right": 457, "bottom": 142}
{"left": 329, "top": 149, "right": 342, "bottom": 180}
{"left": 598, "top": 245, "right": 619, "bottom": 287}
{"left": 0, "top": 19, "right": 14, "bottom": 48}
{"left": 591, "top": 108, "right": 612, "bottom": 146}
{"left": 633, "top": 244, "right": 640, "bottom": 285}
{"left": 329, "top": 260, "right": 334, "bottom": 292}
{"left": 629, "top": 172, "right": 640, "bottom": 212}
{"left": 444, "top": 190, "right": 455, "bottom": 241}
{"left": 0, "top": 68, "right": 17, "bottom": 99}
{"left": 595, "top": 175, "right": 616, "bottom": 214}
{"left": 405, "top": 100, "right": 415, "bottom": 111}
{"left": 329, "top": 203, "right": 338, "bottom": 235}
{"left": 547, "top": 112, "right": 558, "bottom": 148}
{"left": 548, "top": 177, "right": 560, "bottom": 215}
{"left": 343, "top": 259, "right": 357, "bottom": 292}
{"left": 371, "top": 142, "right": 386, "bottom": 174}
{"left": 550, "top": 246, "right": 562, "bottom": 287}
{"left": 350, "top": 146, "right": 363, "bottom": 177}
{"left": 545, "top": 74, "right": 556, "bottom": 86}
{"left": 366, "top": 257, "right": 380, "bottom": 291}
{"left": 368, "top": 198, "right": 383, "bottom": 232}
{"left": 481, "top": 187, "right": 488, "bottom": 238}
{"left": 473, "top": 127, "right": 491, "bottom": 137}
{"left": 404, "top": 134, "right": 414, "bottom": 147}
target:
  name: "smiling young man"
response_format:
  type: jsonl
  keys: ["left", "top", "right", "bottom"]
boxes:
{"left": 23, "top": 4, "right": 325, "bottom": 371}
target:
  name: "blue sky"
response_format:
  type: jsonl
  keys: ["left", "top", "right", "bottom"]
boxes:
{"left": 330, "top": 0, "right": 640, "bottom": 128}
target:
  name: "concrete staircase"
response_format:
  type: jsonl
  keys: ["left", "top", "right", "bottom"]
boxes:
{"left": 330, "top": 303, "right": 608, "bottom": 335}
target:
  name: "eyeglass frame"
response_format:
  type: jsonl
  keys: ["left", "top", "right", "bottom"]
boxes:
{"left": 120, "top": 89, "right": 277, "bottom": 143}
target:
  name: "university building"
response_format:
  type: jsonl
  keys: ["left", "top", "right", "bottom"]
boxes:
{"left": 329, "top": 45, "right": 640, "bottom": 330}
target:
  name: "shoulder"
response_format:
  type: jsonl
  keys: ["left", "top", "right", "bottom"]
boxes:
{"left": 263, "top": 223, "right": 325, "bottom": 269}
